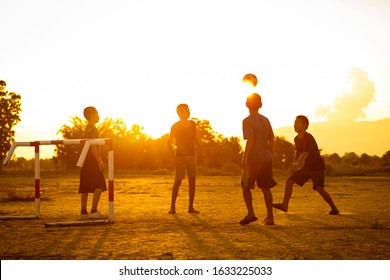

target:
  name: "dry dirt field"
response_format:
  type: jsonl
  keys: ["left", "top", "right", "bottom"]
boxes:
{"left": 0, "top": 171, "right": 389, "bottom": 260}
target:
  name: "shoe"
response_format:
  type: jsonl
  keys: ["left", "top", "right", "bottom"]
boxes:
{"left": 329, "top": 209, "right": 339, "bottom": 215}
{"left": 168, "top": 209, "right": 176, "bottom": 214}
{"left": 263, "top": 217, "right": 274, "bottom": 225}
{"left": 273, "top": 203, "right": 288, "bottom": 212}
{"left": 89, "top": 211, "right": 108, "bottom": 219}
{"left": 188, "top": 208, "right": 199, "bottom": 214}
{"left": 79, "top": 213, "right": 89, "bottom": 221}
{"left": 239, "top": 216, "right": 257, "bottom": 225}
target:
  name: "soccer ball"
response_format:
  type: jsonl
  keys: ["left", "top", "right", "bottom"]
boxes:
{"left": 242, "top": 73, "right": 257, "bottom": 87}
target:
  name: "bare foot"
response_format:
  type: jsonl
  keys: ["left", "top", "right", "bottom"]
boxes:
{"left": 263, "top": 217, "right": 274, "bottom": 225}
{"left": 273, "top": 203, "right": 288, "bottom": 212}
{"left": 188, "top": 208, "right": 199, "bottom": 214}
{"left": 168, "top": 208, "right": 176, "bottom": 214}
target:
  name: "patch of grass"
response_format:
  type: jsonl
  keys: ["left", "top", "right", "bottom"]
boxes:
{"left": 2, "top": 188, "right": 52, "bottom": 202}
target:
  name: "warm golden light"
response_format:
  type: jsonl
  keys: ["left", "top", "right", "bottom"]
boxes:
{"left": 242, "top": 73, "right": 258, "bottom": 87}
{"left": 1, "top": 1, "right": 389, "bottom": 159}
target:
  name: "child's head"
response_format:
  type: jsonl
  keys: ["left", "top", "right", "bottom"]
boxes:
{"left": 176, "top": 104, "right": 190, "bottom": 120}
{"left": 246, "top": 93, "right": 262, "bottom": 110}
{"left": 83, "top": 106, "right": 99, "bottom": 123}
{"left": 295, "top": 115, "right": 309, "bottom": 130}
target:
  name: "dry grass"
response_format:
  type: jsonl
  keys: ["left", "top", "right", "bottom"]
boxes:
{"left": 0, "top": 171, "right": 389, "bottom": 260}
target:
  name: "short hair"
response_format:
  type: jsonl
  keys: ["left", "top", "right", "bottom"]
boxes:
{"left": 296, "top": 115, "right": 309, "bottom": 129}
{"left": 83, "top": 106, "right": 97, "bottom": 121}
{"left": 0, "top": 80, "right": 6, "bottom": 86}
{"left": 176, "top": 104, "right": 189, "bottom": 114}
{"left": 246, "top": 93, "right": 262, "bottom": 110}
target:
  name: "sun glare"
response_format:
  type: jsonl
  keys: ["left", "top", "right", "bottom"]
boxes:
{"left": 242, "top": 82, "right": 256, "bottom": 96}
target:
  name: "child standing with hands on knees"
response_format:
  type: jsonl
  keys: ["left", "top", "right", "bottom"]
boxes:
{"left": 79, "top": 106, "right": 108, "bottom": 220}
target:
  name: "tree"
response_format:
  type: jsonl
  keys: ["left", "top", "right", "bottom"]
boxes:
{"left": 0, "top": 80, "right": 22, "bottom": 171}
{"left": 382, "top": 150, "right": 390, "bottom": 165}
{"left": 55, "top": 116, "right": 85, "bottom": 170}
{"left": 382, "top": 150, "right": 390, "bottom": 172}
{"left": 192, "top": 118, "right": 243, "bottom": 168}
{"left": 357, "top": 153, "right": 373, "bottom": 166}
{"left": 325, "top": 153, "right": 342, "bottom": 165}
{"left": 273, "top": 137, "right": 295, "bottom": 169}
{"left": 342, "top": 152, "right": 359, "bottom": 166}
{"left": 55, "top": 116, "right": 152, "bottom": 170}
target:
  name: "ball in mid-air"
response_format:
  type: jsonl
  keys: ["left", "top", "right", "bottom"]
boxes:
{"left": 242, "top": 73, "right": 258, "bottom": 87}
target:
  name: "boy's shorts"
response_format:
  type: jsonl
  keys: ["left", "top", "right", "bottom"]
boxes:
{"left": 175, "top": 156, "right": 197, "bottom": 180}
{"left": 288, "top": 168, "right": 325, "bottom": 190}
{"left": 241, "top": 161, "right": 277, "bottom": 189}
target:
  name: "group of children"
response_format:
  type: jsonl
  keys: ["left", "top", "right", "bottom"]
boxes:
{"left": 79, "top": 94, "right": 339, "bottom": 224}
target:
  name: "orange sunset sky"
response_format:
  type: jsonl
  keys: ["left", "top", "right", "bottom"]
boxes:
{"left": 1, "top": 0, "right": 390, "bottom": 159}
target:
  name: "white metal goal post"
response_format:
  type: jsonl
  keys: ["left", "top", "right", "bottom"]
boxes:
{"left": 1, "top": 139, "right": 114, "bottom": 224}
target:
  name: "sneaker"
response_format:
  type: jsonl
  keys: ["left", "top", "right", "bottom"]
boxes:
{"left": 329, "top": 209, "right": 339, "bottom": 215}
{"left": 89, "top": 211, "right": 108, "bottom": 219}
{"left": 79, "top": 213, "right": 89, "bottom": 221}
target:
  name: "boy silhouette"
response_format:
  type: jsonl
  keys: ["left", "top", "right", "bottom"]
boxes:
{"left": 167, "top": 104, "right": 208, "bottom": 214}
{"left": 273, "top": 115, "right": 339, "bottom": 215}
{"left": 79, "top": 107, "right": 108, "bottom": 219}
{"left": 240, "top": 93, "right": 277, "bottom": 225}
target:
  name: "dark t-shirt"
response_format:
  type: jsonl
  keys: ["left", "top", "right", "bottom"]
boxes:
{"left": 294, "top": 132, "right": 325, "bottom": 171}
{"left": 83, "top": 124, "right": 100, "bottom": 162}
{"left": 84, "top": 124, "right": 98, "bottom": 139}
{"left": 170, "top": 121, "right": 196, "bottom": 156}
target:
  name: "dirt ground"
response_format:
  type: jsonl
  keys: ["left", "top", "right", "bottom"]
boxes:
{"left": 0, "top": 172, "right": 389, "bottom": 260}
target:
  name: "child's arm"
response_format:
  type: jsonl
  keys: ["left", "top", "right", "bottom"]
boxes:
{"left": 269, "top": 137, "right": 275, "bottom": 156}
{"left": 294, "top": 152, "right": 308, "bottom": 167}
{"left": 290, "top": 151, "right": 308, "bottom": 173}
{"left": 241, "top": 135, "right": 255, "bottom": 167}
{"left": 91, "top": 145, "right": 106, "bottom": 171}
{"left": 166, "top": 133, "right": 176, "bottom": 159}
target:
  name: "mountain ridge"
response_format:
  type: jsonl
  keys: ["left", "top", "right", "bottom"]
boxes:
{"left": 273, "top": 118, "right": 390, "bottom": 156}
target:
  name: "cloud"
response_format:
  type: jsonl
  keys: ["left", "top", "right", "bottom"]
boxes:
{"left": 316, "top": 67, "right": 376, "bottom": 121}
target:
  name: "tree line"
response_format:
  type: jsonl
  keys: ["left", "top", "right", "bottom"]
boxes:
{"left": 0, "top": 80, "right": 21, "bottom": 171}
{"left": 53, "top": 116, "right": 390, "bottom": 175}
{"left": 6, "top": 113, "right": 390, "bottom": 176}
{"left": 54, "top": 116, "right": 283, "bottom": 172}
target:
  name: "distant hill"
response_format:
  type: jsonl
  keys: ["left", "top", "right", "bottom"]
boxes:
{"left": 273, "top": 118, "right": 390, "bottom": 156}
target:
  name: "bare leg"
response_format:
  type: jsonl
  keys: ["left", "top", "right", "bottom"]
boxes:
{"left": 316, "top": 188, "right": 338, "bottom": 212}
{"left": 169, "top": 179, "right": 181, "bottom": 213}
{"left": 188, "top": 177, "right": 199, "bottom": 213}
{"left": 91, "top": 188, "right": 103, "bottom": 212}
{"left": 273, "top": 179, "right": 294, "bottom": 212}
{"left": 81, "top": 193, "right": 88, "bottom": 213}
{"left": 261, "top": 188, "right": 274, "bottom": 222}
{"left": 242, "top": 188, "right": 255, "bottom": 218}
